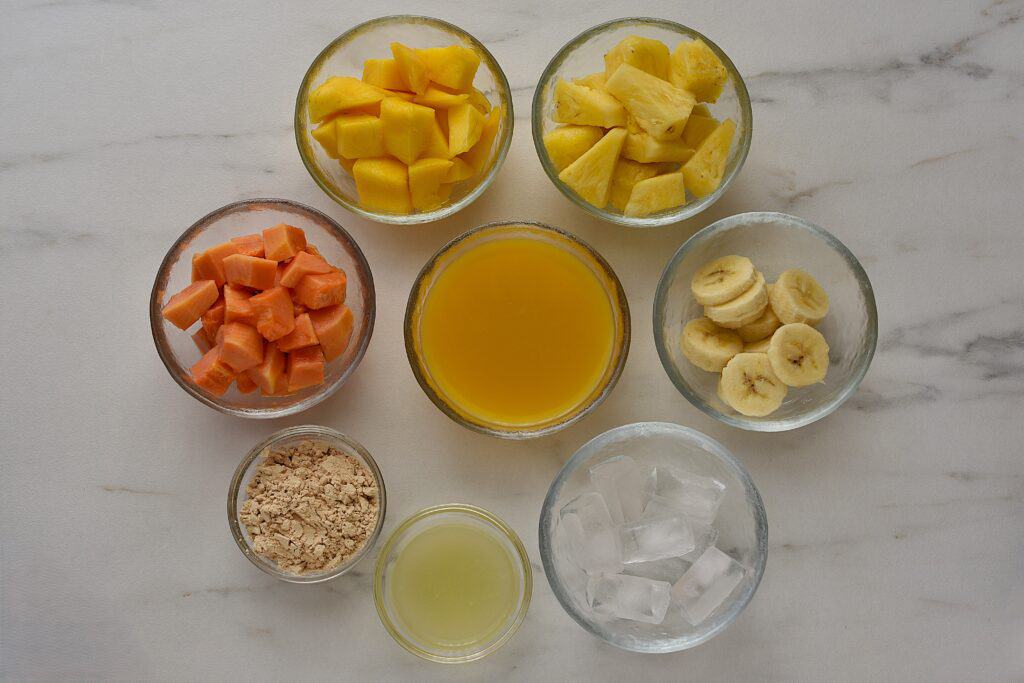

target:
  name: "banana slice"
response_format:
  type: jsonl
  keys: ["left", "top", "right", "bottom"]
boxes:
{"left": 717, "top": 352, "right": 788, "bottom": 417}
{"left": 680, "top": 317, "right": 743, "bottom": 372}
{"left": 691, "top": 255, "right": 756, "bottom": 305}
{"left": 743, "top": 337, "right": 772, "bottom": 353}
{"left": 704, "top": 271, "right": 768, "bottom": 329}
{"left": 769, "top": 269, "right": 829, "bottom": 325}
{"left": 735, "top": 284, "right": 781, "bottom": 341}
{"left": 767, "top": 323, "right": 830, "bottom": 386}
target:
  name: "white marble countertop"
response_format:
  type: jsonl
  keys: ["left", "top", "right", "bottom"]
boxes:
{"left": 2, "top": 0, "right": 1022, "bottom": 680}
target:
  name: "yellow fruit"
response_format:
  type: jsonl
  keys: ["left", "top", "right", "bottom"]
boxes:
{"left": 604, "top": 35, "right": 670, "bottom": 80}
{"left": 447, "top": 102, "right": 484, "bottom": 156}
{"left": 623, "top": 171, "right": 686, "bottom": 217}
{"left": 413, "top": 86, "right": 469, "bottom": 109}
{"left": 311, "top": 118, "right": 340, "bottom": 159}
{"left": 573, "top": 72, "right": 607, "bottom": 90}
{"left": 353, "top": 157, "right": 412, "bottom": 213}
{"left": 409, "top": 158, "right": 455, "bottom": 211}
{"left": 682, "top": 118, "right": 736, "bottom": 197}
{"left": 553, "top": 79, "right": 627, "bottom": 128}
{"left": 308, "top": 77, "right": 388, "bottom": 122}
{"left": 418, "top": 45, "right": 481, "bottom": 91}
{"left": 623, "top": 130, "right": 694, "bottom": 163}
{"left": 669, "top": 39, "right": 727, "bottom": 103}
{"left": 605, "top": 63, "right": 696, "bottom": 140}
{"left": 691, "top": 103, "right": 713, "bottom": 119}
{"left": 444, "top": 157, "right": 475, "bottom": 183}
{"left": 557, "top": 127, "right": 627, "bottom": 207}
{"left": 386, "top": 90, "right": 416, "bottom": 102}
{"left": 379, "top": 97, "right": 436, "bottom": 165}
{"left": 543, "top": 125, "right": 604, "bottom": 171}
{"left": 609, "top": 159, "right": 664, "bottom": 211}
{"left": 682, "top": 114, "right": 719, "bottom": 149}
{"left": 460, "top": 107, "right": 502, "bottom": 172}
{"left": 466, "top": 87, "right": 492, "bottom": 112}
{"left": 335, "top": 114, "right": 385, "bottom": 159}
{"left": 390, "top": 42, "right": 430, "bottom": 93}
{"left": 361, "top": 58, "right": 406, "bottom": 90}
{"left": 338, "top": 156, "right": 356, "bottom": 174}
{"left": 424, "top": 114, "right": 451, "bottom": 159}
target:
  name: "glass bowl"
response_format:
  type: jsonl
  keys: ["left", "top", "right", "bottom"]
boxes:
{"left": 532, "top": 17, "right": 752, "bottom": 227}
{"left": 373, "top": 503, "right": 532, "bottom": 663}
{"left": 227, "top": 425, "right": 386, "bottom": 584}
{"left": 538, "top": 422, "right": 767, "bottom": 652}
{"left": 295, "top": 15, "right": 514, "bottom": 225}
{"left": 404, "top": 221, "right": 630, "bottom": 439}
{"left": 654, "top": 212, "right": 878, "bottom": 431}
{"left": 149, "top": 198, "right": 375, "bottom": 418}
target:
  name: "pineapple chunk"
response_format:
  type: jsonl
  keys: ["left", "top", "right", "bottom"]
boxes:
{"left": 623, "top": 130, "right": 694, "bottom": 163}
{"left": 573, "top": 72, "right": 607, "bottom": 90}
{"left": 413, "top": 86, "right": 469, "bottom": 109}
{"left": 361, "top": 58, "right": 407, "bottom": 90}
{"left": 447, "top": 103, "right": 484, "bottom": 156}
{"left": 390, "top": 42, "right": 430, "bottom": 93}
{"left": 682, "top": 114, "right": 719, "bottom": 149}
{"left": 553, "top": 80, "right": 627, "bottom": 128}
{"left": 380, "top": 97, "right": 436, "bottom": 165}
{"left": 335, "top": 114, "right": 385, "bottom": 159}
{"left": 610, "top": 159, "right": 665, "bottom": 211}
{"left": 311, "top": 119, "right": 340, "bottom": 159}
{"left": 460, "top": 107, "right": 502, "bottom": 172}
{"left": 466, "top": 87, "right": 492, "bottom": 112}
{"left": 557, "top": 127, "right": 627, "bottom": 207}
{"left": 604, "top": 35, "right": 670, "bottom": 81}
{"left": 623, "top": 172, "right": 686, "bottom": 217}
{"left": 418, "top": 45, "right": 481, "bottom": 91}
{"left": 605, "top": 63, "right": 695, "bottom": 140}
{"left": 409, "top": 158, "right": 455, "bottom": 211}
{"left": 691, "top": 103, "right": 713, "bottom": 119}
{"left": 424, "top": 114, "right": 451, "bottom": 158}
{"left": 681, "top": 118, "right": 736, "bottom": 197}
{"left": 309, "top": 77, "right": 389, "bottom": 123}
{"left": 669, "top": 39, "right": 727, "bottom": 103}
{"left": 543, "top": 125, "right": 604, "bottom": 171}
{"left": 444, "top": 157, "right": 474, "bottom": 183}
{"left": 353, "top": 158, "right": 412, "bottom": 213}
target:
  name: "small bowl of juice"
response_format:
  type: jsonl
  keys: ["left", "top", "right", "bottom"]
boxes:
{"left": 405, "top": 221, "right": 630, "bottom": 438}
{"left": 373, "top": 504, "right": 532, "bottom": 662}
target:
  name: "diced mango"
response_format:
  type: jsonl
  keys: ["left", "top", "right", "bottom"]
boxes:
{"left": 262, "top": 224, "right": 306, "bottom": 261}
{"left": 277, "top": 313, "right": 320, "bottom": 352}
{"left": 294, "top": 270, "right": 347, "bottom": 310}
{"left": 466, "top": 87, "right": 491, "bottom": 112}
{"left": 234, "top": 371, "right": 258, "bottom": 394}
{"left": 444, "top": 157, "right": 474, "bottom": 183}
{"left": 219, "top": 322, "right": 264, "bottom": 372}
{"left": 353, "top": 157, "right": 412, "bottom": 213}
{"left": 287, "top": 346, "right": 326, "bottom": 392}
{"left": 573, "top": 72, "right": 606, "bottom": 90}
{"left": 338, "top": 156, "right": 357, "bottom": 174}
{"left": 447, "top": 103, "right": 484, "bottom": 156}
{"left": 681, "top": 118, "right": 736, "bottom": 197}
{"left": 553, "top": 80, "right": 627, "bottom": 128}
{"left": 201, "top": 295, "right": 225, "bottom": 340}
{"left": 224, "top": 284, "right": 255, "bottom": 325}
{"left": 424, "top": 114, "right": 451, "bottom": 159}
{"left": 380, "top": 97, "right": 435, "bottom": 165}
{"left": 230, "top": 234, "right": 265, "bottom": 258}
{"left": 362, "top": 58, "right": 406, "bottom": 90}
{"left": 623, "top": 171, "right": 687, "bottom": 217}
{"left": 413, "top": 86, "right": 469, "bottom": 109}
{"left": 669, "top": 39, "right": 727, "bottom": 103}
{"left": 191, "top": 328, "right": 212, "bottom": 353}
{"left": 682, "top": 114, "right": 719, "bottom": 149}
{"left": 193, "top": 241, "right": 239, "bottom": 287}
{"left": 605, "top": 63, "right": 696, "bottom": 140}
{"left": 557, "top": 127, "right": 627, "bottom": 207}
{"left": 543, "top": 125, "right": 604, "bottom": 172}
{"left": 190, "top": 346, "right": 235, "bottom": 397}
{"left": 161, "top": 280, "right": 219, "bottom": 330}
{"left": 418, "top": 45, "right": 480, "bottom": 91}
{"left": 335, "top": 114, "right": 385, "bottom": 159}
{"left": 610, "top": 159, "right": 666, "bottom": 211}
{"left": 279, "top": 251, "right": 333, "bottom": 288}
{"left": 459, "top": 107, "right": 501, "bottom": 173}
{"left": 249, "top": 286, "right": 296, "bottom": 342}
{"left": 246, "top": 342, "right": 287, "bottom": 396}
{"left": 388, "top": 91, "right": 416, "bottom": 102}
{"left": 311, "top": 118, "right": 340, "bottom": 159}
{"left": 309, "top": 304, "right": 354, "bottom": 361}
{"left": 223, "top": 254, "right": 278, "bottom": 291}
{"left": 409, "top": 158, "right": 455, "bottom": 211}
{"left": 604, "top": 35, "right": 671, "bottom": 81}
{"left": 623, "top": 129, "right": 694, "bottom": 163}
{"left": 309, "top": 76, "right": 389, "bottom": 122}
{"left": 390, "top": 42, "right": 430, "bottom": 93}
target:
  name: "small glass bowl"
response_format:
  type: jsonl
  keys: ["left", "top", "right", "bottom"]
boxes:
{"left": 539, "top": 422, "right": 767, "bottom": 653}
{"left": 373, "top": 503, "right": 532, "bottom": 663}
{"left": 295, "top": 15, "right": 514, "bottom": 225}
{"left": 654, "top": 212, "right": 878, "bottom": 431}
{"left": 404, "top": 221, "right": 631, "bottom": 439}
{"left": 532, "top": 17, "right": 752, "bottom": 227}
{"left": 149, "top": 198, "right": 375, "bottom": 418}
{"left": 227, "top": 425, "right": 386, "bottom": 584}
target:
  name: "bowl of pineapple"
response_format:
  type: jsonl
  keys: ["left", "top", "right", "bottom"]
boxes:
{"left": 296, "top": 16, "right": 513, "bottom": 224}
{"left": 532, "top": 18, "right": 752, "bottom": 227}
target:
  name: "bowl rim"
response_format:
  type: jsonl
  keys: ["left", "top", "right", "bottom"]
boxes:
{"left": 372, "top": 503, "right": 533, "bottom": 663}
{"left": 294, "top": 14, "right": 515, "bottom": 225}
{"left": 537, "top": 421, "right": 769, "bottom": 652}
{"left": 531, "top": 16, "right": 753, "bottom": 228}
{"left": 149, "top": 197, "right": 376, "bottom": 419}
{"left": 226, "top": 424, "right": 387, "bottom": 584}
{"left": 653, "top": 211, "right": 879, "bottom": 431}
{"left": 403, "top": 220, "right": 632, "bottom": 439}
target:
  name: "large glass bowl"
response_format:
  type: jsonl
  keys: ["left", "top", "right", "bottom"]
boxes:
{"left": 295, "top": 15, "right": 514, "bottom": 225}
{"left": 654, "top": 212, "right": 878, "bottom": 431}
{"left": 532, "top": 17, "right": 752, "bottom": 227}
{"left": 538, "top": 422, "right": 768, "bottom": 652}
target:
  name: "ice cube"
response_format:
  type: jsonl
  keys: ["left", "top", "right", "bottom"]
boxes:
{"left": 640, "top": 495, "right": 720, "bottom": 561}
{"left": 619, "top": 513, "right": 695, "bottom": 563}
{"left": 586, "top": 573, "right": 672, "bottom": 624}
{"left": 559, "top": 491, "right": 623, "bottom": 574}
{"left": 622, "top": 556, "right": 691, "bottom": 584}
{"left": 644, "top": 466, "right": 726, "bottom": 526}
{"left": 589, "top": 455, "right": 645, "bottom": 523}
{"left": 671, "top": 546, "right": 746, "bottom": 626}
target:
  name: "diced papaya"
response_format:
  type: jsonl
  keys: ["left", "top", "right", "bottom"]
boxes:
{"left": 191, "top": 328, "right": 212, "bottom": 353}
{"left": 336, "top": 114, "right": 385, "bottom": 159}
{"left": 192, "top": 241, "right": 239, "bottom": 287}
{"left": 246, "top": 342, "right": 288, "bottom": 396}
{"left": 447, "top": 102, "right": 484, "bottom": 156}
{"left": 380, "top": 97, "right": 435, "bottom": 165}
{"left": 223, "top": 254, "right": 278, "bottom": 291}
{"left": 362, "top": 58, "right": 407, "bottom": 90}
{"left": 352, "top": 157, "right": 413, "bottom": 213}
{"left": 409, "top": 158, "right": 454, "bottom": 211}
{"left": 294, "top": 270, "right": 348, "bottom": 310}
{"left": 202, "top": 295, "right": 225, "bottom": 340}
{"left": 391, "top": 42, "right": 430, "bottom": 93}
{"left": 309, "top": 304, "right": 354, "bottom": 361}
{"left": 311, "top": 118, "right": 340, "bottom": 159}
{"left": 417, "top": 45, "right": 481, "bottom": 91}
{"left": 249, "top": 286, "right": 296, "bottom": 342}
{"left": 161, "top": 280, "right": 219, "bottom": 330}
{"left": 277, "top": 313, "right": 320, "bottom": 352}
{"left": 191, "top": 253, "right": 202, "bottom": 282}
{"left": 459, "top": 107, "right": 502, "bottom": 172}
{"left": 262, "top": 224, "right": 307, "bottom": 261}
{"left": 413, "top": 86, "right": 469, "bottom": 109}
{"left": 308, "top": 76, "right": 389, "bottom": 122}
{"left": 305, "top": 244, "right": 321, "bottom": 257}
{"left": 279, "top": 251, "right": 333, "bottom": 288}
{"left": 190, "top": 346, "right": 235, "bottom": 397}
{"left": 224, "top": 284, "right": 254, "bottom": 325}
{"left": 218, "top": 322, "right": 264, "bottom": 372}
{"left": 234, "top": 371, "right": 258, "bottom": 394}
{"left": 230, "top": 234, "right": 265, "bottom": 258}
{"left": 287, "top": 346, "right": 326, "bottom": 392}
{"left": 293, "top": 302, "right": 308, "bottom": 316}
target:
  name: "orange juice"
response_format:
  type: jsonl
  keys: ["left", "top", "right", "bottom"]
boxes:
{"left": 419, "top": 233, "right": 616, "bottom": 427}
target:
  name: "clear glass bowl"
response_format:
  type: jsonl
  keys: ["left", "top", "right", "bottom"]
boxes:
{"left": 654, "top": 212, "right": 878, "bottom": 431}
{"left": 404, "top": 221, "right": 631, "bottom": 439}
{"left": 295, "top": 15, "right": 514, "bottom": 225}
{"left": 538, "top": 422, "right": 767, "bottom": 652}
{"left": 227, "top": 425, "right": 386, "bottom": 584}
{"left": 373, "top": 503, "right": 532, "bottom": 663}
{"left": 532, "top": 17, "right": 752, "bottom": 228}
{"left": 149, "top": 198, "right": 375, "bottom": 418}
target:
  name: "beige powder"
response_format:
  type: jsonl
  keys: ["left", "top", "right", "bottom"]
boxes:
{"left": 239, "top": 439, "right": 379, "bottom": 575}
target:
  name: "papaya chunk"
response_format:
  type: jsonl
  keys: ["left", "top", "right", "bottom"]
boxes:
{"left": 190, "top": 346, "right": 235, "bottom": 397}
{"left": 279, "top": 251, "right": 333, "bottom": 288}
{"left": 294, "top": 270, "right": 347, "bottom": 310}
{"left": 193, "top": 241, "right": 240, "bottom": 287}
{"left": 234, "top": 371, "right": 258, "bottom": 394}
{"left": 287, "top": 346, "right": 326, "bottom": 392}
{"left": 262, "top": 224, "right": 307, "bottom": 261}
{"left": 246, "top": 342, "right": 288, "bottom": 396}
{"left": 161, "top": 280, "right": 219, "bottom": 330}
{"left": 219, "top": 322, "right": 265, "bottom": 372}
{"left": 223, "top": 254, "right": 278, "bottom": 291}
{"left": 277, "top": 313, "right": 320, "bottom": 352}
{"left": 249, "top": 286, "right": 296, "bottom": 342}
{"left": 191, "top": 328, "right": 212, "bottom": 353}
{"left": 223, "top": 285, "right": 254, "bottom": 325}
{"left": 230, "top": 234, "right": 265, "bottom": 258}
{"left": 309, "top": 304, "right": 354, "bottom": 361}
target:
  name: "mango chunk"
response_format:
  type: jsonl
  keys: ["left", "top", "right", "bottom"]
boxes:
{"left": 682, "top": 113, "right": 719, "bottom": 149}
{"left": 262, "top": 224, "right": 306, "bottom": 261}
{"left": 670, "top": 39, "right": 727, "bottom": 103}
{"left": 224, "top": 284, "right": 255, "bottom": 325}
{"left": 352, "top": 157, "right": 412, "bottom": 213}
{"left": 466, "top": 87, "right": 492, "bottom": 112}
{"left": 336, "top": 114, "right": 385, "bottom": 159}
{"left": 361, "top": 58, "right": 406, "bottom": 90}
{"left": 543, "top": 125, "right": 604, "bottom": 171}
{"left": 338, "top": 156, "right": 356, "bottom": 174}
{"left": 682, "top": 118, "right": 736, "bottom": 197}
{"left": 447, "top": 102, "right": 484, "bottom": 156}
{"left": 606, "top": 63, "right": 696, "bottom": 141}
{"left": 161, "top": 280, "right": 219, "bottom": 330}
{"left": 424, "top": 114, "right": 451, "bottom": 159}
{"left": 391, "top": 42, "right": 430, "bottom": 93}
{"left": 219, "top": 322, "right": 265, "bottom": 372}
{"left": 610, "top": 159, "right": 666, "bottom": 211}
{"left": 604, "top": 35, "right": 671, "bottom": 81}
{"left": 309, "top": 76, "right": 389, "bottom": 122}
{"left": 623, "top": 129, "right": 694, "bottom": 163}
{"left": 409, "top": 158, "right": 455, "bottom": 211}
{"left": 459, "top": 107, "right": 502, "bottom": 172}
{"left": 287, "top": 346, "right": 326, "bottom": 392}
{"left": 309, "top": 304, "right": 354, "bottom": 361}
{"left": 553, "top": 80, "right": 627, "bottom": 128}
{"left": 623, "top": 171, "right": 687, "bottom": 217}
{"left": 311, "top": 119, "right": 341, "bottom": 159}
{"left": 223, "top": 254, "right": 278, "bottom": 291}
{"left": 413, "top": 86, "right": 469, "bottom": 109}
{"left": 418, "top": 45, "right": 480, "bottom": 91}
{"left": 249, "top": 286, "right": 296, "bottom": 342}
{"left": 380, "top": 97, "right": 435, "bottom": 165}
{"left": 191, "top": 346, "right": 235, "bottom": 397}
{"left": 444, "top": 157, "right": 474, "bottom": 183}
{"left": 557, "top": 127, "right": 627, "bottom": 207}
{"left": 294, "top": 270, "right": 347, "bottom": 310}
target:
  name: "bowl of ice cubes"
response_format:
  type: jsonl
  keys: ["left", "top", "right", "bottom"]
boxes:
{"left": 538, "top": 422, "right": 767, "bottom": 652}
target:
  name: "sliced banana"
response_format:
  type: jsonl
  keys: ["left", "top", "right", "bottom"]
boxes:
{"left": 717, "top": 352, "right": 788, "bottom": 417}
{"left": 735, "top": 284, "right": 781, "bottom": 341}
{"left": 691, "top": 255, "right": 756, "bottom": 306}
{"left": 768, "top": 323, "right": 830, "bottom": 387}
{"left": 704, "top": 271, "right": 768, "bottom": 329}
{"left": 769, "top": 269, "right": 829, "bottom": 325}
{"left": 743, "top": 337, "right": 772, "bottom": 353}
{"left": 680, "top": 317, "right": 743, "bottom": 372}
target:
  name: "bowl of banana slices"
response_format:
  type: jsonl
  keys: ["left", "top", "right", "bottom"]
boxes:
{"left": 653, "top": 212, "right": 877, "bottom": 431}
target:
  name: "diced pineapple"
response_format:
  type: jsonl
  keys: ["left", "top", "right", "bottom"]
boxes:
{"left": 308, "top": 77, "right": 389, "bottom": 123}
{"left": 444, "top": 157, "right": 475, "bottom": 183}
{"left": 553, "top": 80, "right": 627, "bottom": 128}
{"left": 466, "top": 87, "right": 492, "bottom": 112}
{"left": 380, "top": 97, "right": 436, "bottom": 165}
{"left": 353, "top": 158, "right": 412, "bottom": 213}
{"left": 691, "top": 103, "right": 713, "bottom": 119}
{"left": 604, "top": 35, "right": 670, "bottom": 81}
{"left": 418, "top": 45, "right": 481, "bottom": 91}
{"left": 409, "top": 158, "right": 455, "bottom": 211}
{"left": 390, "top": 42, "right": 430, "bottom": 93}
{"left": 361, "top": 58, "right": 407, "bottom": 90}
{"left": 557, "top": 127, "right": 627, "bottom": 207}
{"left": 605, "top": 63, "right": 695, "bottom": 140}
{"left": 610, "top": 159, "right": 664, "bottom": 211}
{"left": 669, "top": 39, "right": 727, "bottom": 103}
{"left": 543, "top": 125, "right": 604, "bottom": 171}
{"left": 681, "top": 118, "right": 736, "bottom": 197}
{"left": 425, "top": 114, "right": 451, "bottom": 158}
{"left": 460, "top": 107, "right": 502, "bottom": 172}
{"left": 573, "top": 72, "right": 607, "bottom": 90}
{"left": 447, "top": 103, "right": 485, "bottom": 156}
{"left": 413, "top": 86, "right": 469, "bottom": 109}
{"left": 623, "top": 130, "right": 694, "bottom": 163}
{"left": 624, "top": 172, "right": 686, "bottom": 217}
{"left": 311, "top": 119, "right": 340, "bottom": 159}
{"left": 335, "top": 114, "right": 385, "bottom": 159}
{"left": 681, "top": 114, "right": 719, "bottom": 149}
